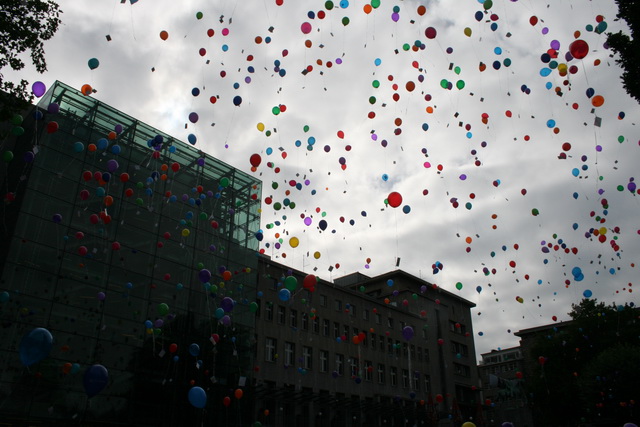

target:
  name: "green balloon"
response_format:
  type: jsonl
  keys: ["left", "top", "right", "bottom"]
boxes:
{"left": 158, "top": 303, "right": 170, "bottom": 316}
{"left": 455, "top": 282, "right": 463, "bottom": 290}
{"left": 3, "top": 151, "right": 14, "bottom": 162}
{"left": 11, "top": 126, "right": 24, "bottom": 136}
{"left": 371, "top": 0, "right": 380, "bottom": 9}
{"left": 342, "top": 16, "right": 350, "bottom": 26}
{"left": 284, "top": 276, "right": 298, "bottom": 292}
{"left": 11, "top": 114, "right": 23, "bottom": 125}
{"left": 456, "top": 80, "right": 465, "bottom": 90}
{"left": 249, "top": 302, "right": 259, "bottom": 313}
{"left": 220, "top": 177, "right": 230, "bottom": 187}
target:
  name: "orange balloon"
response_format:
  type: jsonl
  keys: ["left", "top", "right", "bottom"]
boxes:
{"left": 234, "top": 388, "right": 243, "bottom": 399}
{"left": 104, "top": 195, "right": 114, "bottom": 207}
{"left": 160, "top": 30, "right": 169, "bottom": 41}
{"left": 363, "top": 4, "right": 372, "bottom": 14}
{"left": 81, "top": 84, "right": 93, "bottom": 96}
{"left": 591, "top": 95, "right": 604, "bottom": 107}
{"left": 417, "top": 5, "right": 426, "bottom": 15}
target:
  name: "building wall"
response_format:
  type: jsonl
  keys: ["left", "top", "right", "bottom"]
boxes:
{"left": 0, "top": 82, "right": 262, "bottom": 426}
{"left": 252, "top": 257, "right": 480, "bottom": 426}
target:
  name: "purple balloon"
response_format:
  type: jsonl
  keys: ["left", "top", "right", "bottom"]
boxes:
{"left": 198, "top": 269, "right": 212, "bottom": 283}
{"left": 188, "top": 112, "right": 199, "bottom": 123}
{"left": 402, "top": 325, "right": 414, "bottom": 341}
{"left": 47, "top": 103, "right": 59, "bottom": 114}
{"left": 304, "top": 217, "right": 312, "bottom": 226}
{"left": 52, "top": 214, "right": 62, "bottom": 224}
{"left": 32, "top": 81, "right": 46, "bottom": 98}
{"left": 220, "top": 297, "right": 234, "bottom": 312}
{"left": 221, "top": 315, "right": 231, "bottom": 326}
{"left": 106, "top": 159, "right": 119, "bottom": 173}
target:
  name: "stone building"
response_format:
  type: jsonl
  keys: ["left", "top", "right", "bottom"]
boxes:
{"left": 252, "top": 255, "right": 480, "bottom": 426}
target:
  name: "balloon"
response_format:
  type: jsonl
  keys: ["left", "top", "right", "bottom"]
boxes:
{"left": 159, "top": 30, "right": 169, "bottom": 41}
{"left": 303, "top": 274, "right": 317, "bottom": 289}
{"left": 462, "top": 423, "right": 477, "bottom": 427}
{"left": 301, "top": 22, "right": 312, "bottom": 34}
{"left": 32, "top": 81, "right": 46, "bottom": 97}
{"left": 233, "top": 95, "right": 242, "bottom": 106}
{"left": 234, "top": 388, "right": 243, "bottom": 399}
{"left": 402, "top": 326, "right": 414, "bottom": 341}
{"left": 188, "top": 386, "right": 207, "bottom": 408}
{"left": 199, "top": 269, "right": 212, "bottom": 283}
{"left": 223, "top": 396, "right": 231, "bottom": 407}
{"left": 278, "top": 288, "right": 291, "bottom": 301}
{"left": 88, "top": 58, "right": 100, "bottom": 70}
{"left": 83, "top": 364, "right": 109, "bottom": 397}
{"left": 189, "top": 343, "right": 200, "bottom": 356}
{"left": 220, "top": 296, "right": 234, "bottom": 312}
{"left": 250, "top": 153, "right": 262, "bottom": 167}
{"left": 387, "top": 191, "right": 403, "bottom": 208}
{"left": 569, "top": 39, "right": 589, "bottom": 60}
{"left": 158, "top": 303, "right": 169, "bottom": 316}
{"left": 19, "top": 328, "right": 53, "bottom": 366}
{"left": 284, "top": 275, "right": 298, "bottom": 291}
{"left": 289, "top": 236, "right": 299, "bottom": 248}
{"left": 425, "top": 27, "right": 437, "bottom": 39}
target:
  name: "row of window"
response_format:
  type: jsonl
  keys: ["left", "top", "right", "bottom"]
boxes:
{"left": 261, "top": 305, "right": 432, "bottom": 361}
{"left": 264, "top": 337, "right": 432, "bottom": 389}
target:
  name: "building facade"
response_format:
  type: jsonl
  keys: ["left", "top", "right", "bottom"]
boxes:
{"left": 252, "top": 256, "right": 481, "bottom": 427}
{"left": 477, "top": 347, "right": 532, "bottom": 427}
{"left": 0, "top": 81, "right": 262, "bottom": 426}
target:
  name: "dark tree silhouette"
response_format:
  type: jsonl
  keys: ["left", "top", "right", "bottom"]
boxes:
{"left": 607, "top": 0, "right": 640, "bottom": 103}
{"left": 0, "top": 0, "right": 62, "bottom": 120}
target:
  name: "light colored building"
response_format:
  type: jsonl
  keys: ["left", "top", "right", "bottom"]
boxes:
{"left": 252, "top": 255, "right": 480, "bottom": 427}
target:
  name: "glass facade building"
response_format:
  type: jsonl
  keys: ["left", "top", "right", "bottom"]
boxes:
{"left": 0, "top": 81, "right": 261, "bottom": 426}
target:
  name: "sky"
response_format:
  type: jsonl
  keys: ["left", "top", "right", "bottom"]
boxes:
{"left": 6, "top": 0, "right": 639, "bottom": 359}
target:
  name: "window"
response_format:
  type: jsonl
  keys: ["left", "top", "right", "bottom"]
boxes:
{"left": 320, "top": 350, "right": 329, "bottom": 372}
{"left": 334, "top": 299, "right": 342, "bottom": 311}
{"left": 410, "top": 345, "right": 416, "bottom": 360}
{"left": 424, "top": 375, "right": 431, "bottom": 393}
{"left": 350, "top": 357, "right": 359, "bottom": 377}
{"left": 390, "top": 367, "right": 397, "bottom": 386}
{"left": 364, "top": 361, "right": 373, "bottom": 381}
{"left": 450, "top": 321, "right": 467, "bottom": 335}
{"left": 265, "top": 303, "right": 273, "bottom": 321}
{"left": 363, "top": 309, "right": 369, "bottom": 321}
{"left": 454, "top": 363, "right": 471, "bottom": 378}
{"left": 400, "top": 320, "right": 406, "bottom": 330}
{"left": 379, "top": 335, "right": 385, "bottom": 351}
{"left": 350, "top": 305, "right": 356, "bottom": 317}
{"left": 290, "top": 309, "right": 298, "bottom": 328}
{"left": 323, "top": 319, "right": 330, "bottom": 336}
{"left": 387, "top": 338, "right": 393, "bottom": 354}
{"left": 335, "top": 354, "right": 344, "bottom": 375}
{"left": 334, "top": 322, "right": 340, "bottom": 338}
{"left": 303, "top": 346, "right": 312, "bottom": 370}
{"left": 378, "top": 364, "right": 385, "bottom": 384}
{"left": 424, "top": 349, "right": 430, "bottom": 362}
{"left": 422, "top": 327, "right": 428, "bottom": 340}
{"left": 375, "top": 312, "right": 381, "bottom": 324}
{"left": 451, "top": 341, "right": 469, "bottom": 357}
{"left": 413, "top": 372, "right": 420, "bottom": 390}
{"left": 402, "top": 369, "right": 409, "bottom": 388}
{"left": 371, "top": 333, "right": 376, "bottom": 350}
{"left": 402, "top": 342, "right": 408, "bottom": 357}
{"left": 343, "top": 325, "right": 350, "bottom": 338}
{"left": 320, "top": 294, "right": 327, "bottom": 307}
{"left": 387, "top": 317, "right": 394, "bottom": 329}
{"left": 302, "top": 312, "right": 309, "bottom": 330}
{"left": 265, "top": 337, "right": 277, "bottom": 362}
{"left": 396, "top": 340, "right": 401, "bottom": 356}
{"left": 285, "top": 342, "right": 295, "bottom": 366}
{"left": 277, "top": 306, "right": 286, "bottom": 324}
{"left": 313, "top": 316, "right": 320, "bottom": 333}
{"left": 417, "top": 347, "right": 422, "bottom": 362}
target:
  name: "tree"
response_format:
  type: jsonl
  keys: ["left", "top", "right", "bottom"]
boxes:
{"left": 526, "top": 299, "right": 639, "bottom": 426}
{"left": 607, "top": 0, "right": 640, "bottom": 103}
{"left": 0, "top": 0, "right": 62, "bottom": 121}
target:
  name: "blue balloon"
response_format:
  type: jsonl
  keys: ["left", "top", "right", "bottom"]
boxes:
{"left": 83, "top": 364, "right": 109, "bottom": 397}
{"left": 188, "top": 386, "right": 207, "bottom": 408}
{"left": 402, "top": 326, "right": 414, "bottom": 341}
{"left": 19, "top": 327, "right": 53, "bottom": 366}
{"left": 189, "top": 343, "right": 200, "bottom": 356}
{"left": 278, "top": 288, "right": 291, "bottom": 301}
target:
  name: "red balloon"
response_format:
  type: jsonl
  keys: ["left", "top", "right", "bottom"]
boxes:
{"left": 303, "top": 274, "right": 317, "bottom": 289}
{"left": 569, "top": 39, "right": 589, "bottom": 60}
{"left": 250, "top": 153, "right": 262, "bottom": 167}
{"left": 169, "top": 343, "right": 178, "bottom": 353}
{"left": 425, "top": 27, "right": 437, "bottom": 39}
{"left": 387, "top": 191, "right": 403, "bottom": 208}
{"left": 223, "top": 396, "right": 231, "bottom": 407}
{"left": 47, "top": 121, "right": 59, "bottom": 134}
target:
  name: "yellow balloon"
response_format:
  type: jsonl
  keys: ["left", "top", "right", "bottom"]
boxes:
{"left": 464, "top": 27, "right": 472, "bottom": 37}
{"left": 182, "top": 228, "right": 190, "bottom": 237}
{"left": 598, "top": 227, "right": 607, "bottom": 235}
{"left": 462, "top": 423, "right": 476, "bottom": 427}
{"left": 257, "top": 122, "right": 265, "bottom": 132}
{"left": 289, "top": 237, "right": 299, "bottom": 248}
{"left": 313, "top": 251, "right": 321, "bottom": 259}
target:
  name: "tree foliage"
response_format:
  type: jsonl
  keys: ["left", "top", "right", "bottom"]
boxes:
{"left": 527, "top": 299, "right": 639, "bottom": 426}
{"left": 0, "top": 0, "right": 62, "bottom": 120}
{"left": 607, "top": 0, "right": 640, "bottom": 103}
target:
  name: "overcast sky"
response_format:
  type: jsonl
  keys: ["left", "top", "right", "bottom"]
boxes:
{"left": 7, "top": 0, "right": 639, "bottom": 358}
